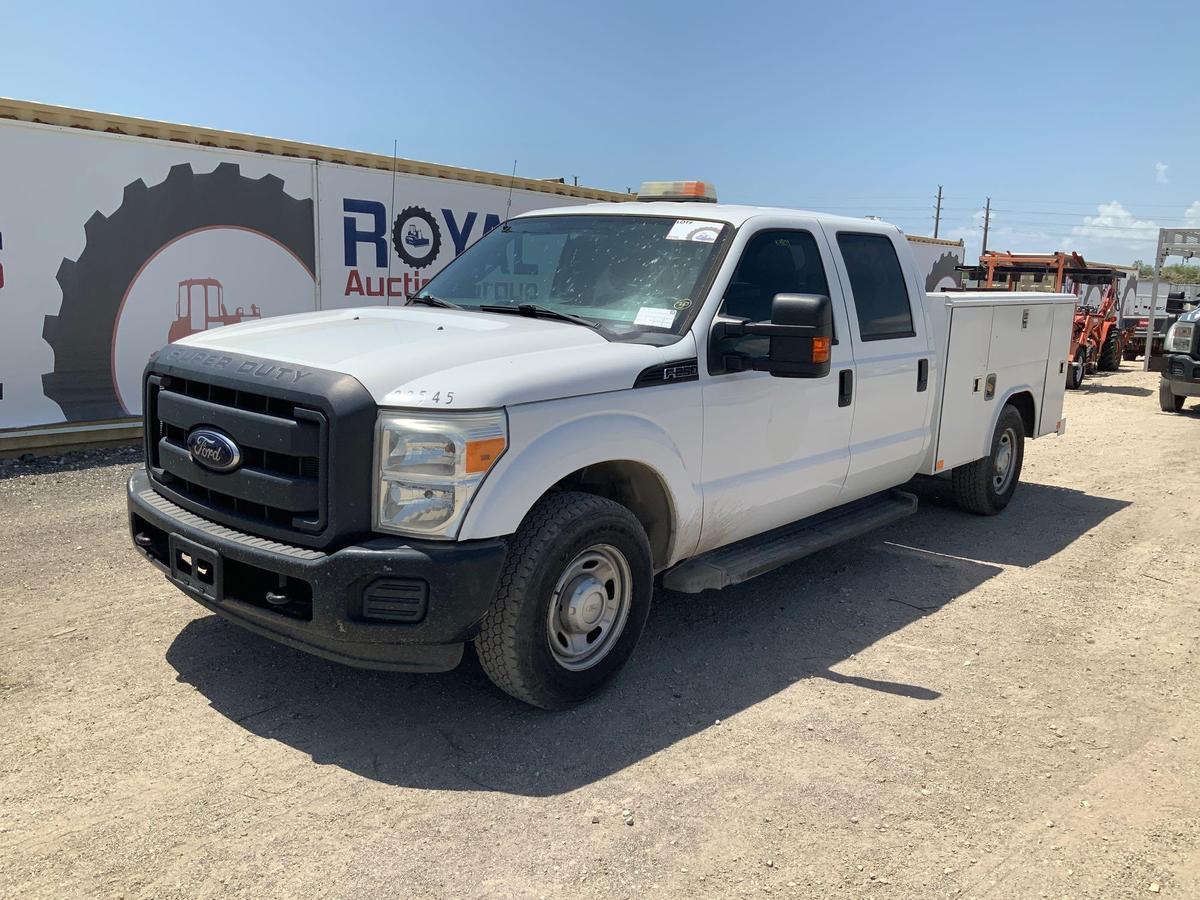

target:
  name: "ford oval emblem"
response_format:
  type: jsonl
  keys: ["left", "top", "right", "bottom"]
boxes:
{"left": 187, "top": 428, "right": 242, "bottom": 473}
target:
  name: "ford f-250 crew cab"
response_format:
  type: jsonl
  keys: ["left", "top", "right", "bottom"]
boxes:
{"left": 127, "top": 181, "right": 1074, "bottom": 709}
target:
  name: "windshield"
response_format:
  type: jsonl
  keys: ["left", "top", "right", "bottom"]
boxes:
{"left": 415, "top": 214, "right": 729, "bottom": 339}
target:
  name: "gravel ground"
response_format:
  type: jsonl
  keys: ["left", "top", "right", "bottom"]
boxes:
{"left": 1, "top": 366, "right": 1198, "bottom": 899}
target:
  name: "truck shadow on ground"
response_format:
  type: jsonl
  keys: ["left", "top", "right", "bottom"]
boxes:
{"left": 1080, "top": 383, "right": 1153, "bottom": 398}
{"left": 166, "top": 481, "right": 1128, "bottom": 797}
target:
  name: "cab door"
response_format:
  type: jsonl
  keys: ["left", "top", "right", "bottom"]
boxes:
{"left": 824, "top": 228, "right": 934, "bottom": 501}
{"left": 696, "top": 223, "right": 856, "bottom": 554}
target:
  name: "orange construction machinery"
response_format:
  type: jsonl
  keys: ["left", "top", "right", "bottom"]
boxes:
{"left": 167, "top": 277, "right": 261, "bottom": 343}
{"left": 961, "top": 251, "right": 1132, "bottom": 390}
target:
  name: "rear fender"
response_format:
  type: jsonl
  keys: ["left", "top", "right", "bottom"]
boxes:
{"left": 983, "top": 385, "right": 1036, "bottom": 456}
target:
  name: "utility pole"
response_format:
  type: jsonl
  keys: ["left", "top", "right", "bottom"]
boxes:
{"left": 933, "top": 185, "right": 943, "bottom": 239}
{"left": 981, "top": 197, "right": 992, "bottom": 257}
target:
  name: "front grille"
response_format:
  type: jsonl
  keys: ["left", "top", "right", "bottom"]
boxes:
{"left": 145, "top": 373, "right": 327, "bottom": 536}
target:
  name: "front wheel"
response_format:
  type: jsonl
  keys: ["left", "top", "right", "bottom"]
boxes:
{"left": 475, "top": 491, "right": 653, "bottom": 709}
{"left": 952, "top": 404, "right": 1025, "bottom": 515}
{"left": 1159, "top": 381, "right": 1186, "bottom": 412}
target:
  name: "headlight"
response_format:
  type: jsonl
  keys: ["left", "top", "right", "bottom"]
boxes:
{"left": 1166, "top": 321, "right": 1194, "bottom": 353}
{"left": 374, "top": 410, "right": 507, "bottom": 538}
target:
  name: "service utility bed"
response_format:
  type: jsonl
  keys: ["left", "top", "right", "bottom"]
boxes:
{"left": 920, "top": 291, "right": 1075, "bottom": 476}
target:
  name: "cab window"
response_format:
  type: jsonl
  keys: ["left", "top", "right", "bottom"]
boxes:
{"left": 836, "top": 233, "right": 915, "bottom": 341}
{"left": 721, "top": 230, "right": 829, "bottom": 323}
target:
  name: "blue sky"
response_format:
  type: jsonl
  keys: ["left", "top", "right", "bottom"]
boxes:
{"left": 3, "top": 0, "right": 1197, "bottom": 265}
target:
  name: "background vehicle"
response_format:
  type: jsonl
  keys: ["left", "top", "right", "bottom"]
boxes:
{"left": 127, "top": 183, "right": 1073, "bottom": 709}
{"left": 1129, "top": 227, "right": 1200, "bottom": 370}
{"left": 1159, "top": 307, "right": 1200, "bottom": 412}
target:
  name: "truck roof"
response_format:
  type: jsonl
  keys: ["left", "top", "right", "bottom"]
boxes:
{"left": 522, "top": 200, "right": 902, "bottom": 230}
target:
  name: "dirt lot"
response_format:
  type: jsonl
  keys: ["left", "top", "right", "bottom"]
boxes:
{"left": 2, "top": 366, "right": 1198, "bottom": 899}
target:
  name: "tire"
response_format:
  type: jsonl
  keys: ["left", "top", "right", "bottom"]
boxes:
{"left": 475, "top": 491, "right": 653, "bottom": 709}
{"left": 1065, "top": 360, "right": 1084, "bottom": 390}
{"left": 1097, "top": 330, "right": 1122, "bottom": 371}
{"left": 1159, "top": 381, "right": 1185, "bottom": 412}
{"left": 42, "top": 162, "right": 315, "bottom": 421}
{"left": 952, "top": 404, "right": 1025, "bottom": 516}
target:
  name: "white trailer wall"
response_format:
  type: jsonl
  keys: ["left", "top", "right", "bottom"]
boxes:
{"left": 905, "top": 236, "right": 965, "bottom": 291}
{"left": 0, "top": 118, "right": 593, "bottom": 430}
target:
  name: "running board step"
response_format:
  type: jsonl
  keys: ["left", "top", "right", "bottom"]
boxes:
{"left": 662, "top": 490, "right": 918, "bottom": 594}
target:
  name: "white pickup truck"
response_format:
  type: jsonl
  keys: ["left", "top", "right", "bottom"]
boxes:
{"left": 127, "top": 181, "right": 1073, "bottom": 708}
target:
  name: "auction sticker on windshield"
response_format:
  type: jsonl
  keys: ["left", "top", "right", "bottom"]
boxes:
{"left": 665, "top": 220, "right": 722, "bottom": 243}
{"left": 634, "top": 306, "right": 677, "bottom": 328}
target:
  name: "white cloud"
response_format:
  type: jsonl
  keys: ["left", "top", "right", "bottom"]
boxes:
{"left": 940, "top": 200, "right": 1200, "bottom": 265}
{"left": 1155, "top": 161, "right": 1169, "bottom": 184}
{"left": 1071, "top": 201, "right": 1160, "bottom": 245}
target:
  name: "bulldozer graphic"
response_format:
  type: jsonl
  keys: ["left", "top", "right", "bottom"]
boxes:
{"left": 167, "top": 277, "right": 261, "bottom": 343}
{"left": 404, "top": 223, "right": 431, "bottom": 248}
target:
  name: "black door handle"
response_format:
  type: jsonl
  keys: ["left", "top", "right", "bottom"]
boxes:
{"left": 838, "top": 369, "right": 853, "bottom": 407}
{"left": 917, "top": 358, "right": 929, "bottom": 392}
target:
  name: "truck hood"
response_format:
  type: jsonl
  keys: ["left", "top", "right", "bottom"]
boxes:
{"left": 174, "top": 306, "right": 691, "bottom": 409}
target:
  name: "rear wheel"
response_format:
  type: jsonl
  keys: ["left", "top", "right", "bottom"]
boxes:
{"left": 952, "top": 405, "right": 1025, "bottom": 515}
{"left": 1159, "top": 380, "right": 1186, "bottom": 413}
{"left": 1097, "top": 330, "right": 1122, "bottom": 371}
{"left": 475, "top": 492, "right": 653, "bottom": 709}
{"left": 1065, "top": 359, "right": 1084, "bottom": 390}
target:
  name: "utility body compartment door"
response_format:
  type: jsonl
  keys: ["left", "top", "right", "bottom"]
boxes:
{"left": 933, "top": 304, "right": 995, "bottom": 472}
{"left": 1037, "top": 302, "right": 1074, "bottom": 435}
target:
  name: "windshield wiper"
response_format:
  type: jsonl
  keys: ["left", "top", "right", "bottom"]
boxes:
{"left": 408, "top": 294, "right": 461, "bottom": 310}
{"left": 479, "top": 303, "right": 603, "bottom": 331}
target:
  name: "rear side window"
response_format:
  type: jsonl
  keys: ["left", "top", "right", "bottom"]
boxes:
{"left": 837, "top": 233, "right": 915, "bottom": 340}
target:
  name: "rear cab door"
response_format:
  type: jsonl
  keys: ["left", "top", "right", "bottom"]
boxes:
{"left": 821, "top": 224, "right": 936, "bottom": 501}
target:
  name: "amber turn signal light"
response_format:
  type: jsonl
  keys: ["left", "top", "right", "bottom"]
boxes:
{"left": 465, "top": 436, "right": 507, "bottom": 474}
{"left": 811, "top": 336, "right": 831, "bottom": 364}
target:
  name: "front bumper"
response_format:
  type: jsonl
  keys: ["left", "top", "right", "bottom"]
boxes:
{"left": 127, "top": 468, "right": 508, "bottom": 672}
{"left": 1163, "top": 354, "right": 1200, "bottom": 397}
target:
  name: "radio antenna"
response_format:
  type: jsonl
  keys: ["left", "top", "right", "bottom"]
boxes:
{"left": 503, "top": 159, "right": 517, "bottom": 225}
{"left": 387, "top": 138, "right": 399, "bottom": 305}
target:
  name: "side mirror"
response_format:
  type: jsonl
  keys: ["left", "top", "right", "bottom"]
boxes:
{"left": 715, "top": 293, "right": 833, "bottom": 378}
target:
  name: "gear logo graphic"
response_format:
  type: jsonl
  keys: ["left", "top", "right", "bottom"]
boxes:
{"left": 925, "top": 251, "right": 962, "bottom": 292}
{"left": 41, "top": 162, "right": 315, "bottom": 421}
{"left": 392, "top": 206, "right": 442, "bottom": 269}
